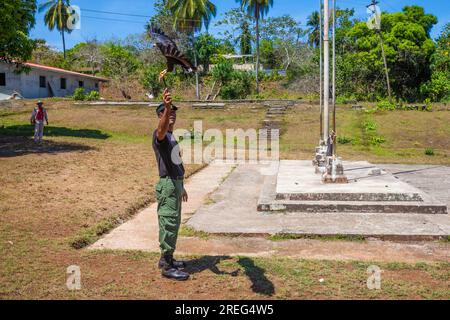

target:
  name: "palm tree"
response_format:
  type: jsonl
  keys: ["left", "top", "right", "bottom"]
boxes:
{"left": 39, "top": 0, "right": 71, "bottom": 59}
{"left": 166, "top": 0, "right": 217, "bottom": 99}
{"left": 238, "top": 0, "right": 273, "bottom": 94}
{"left": 307, "top": 11, "right": 321, "bottom": 48}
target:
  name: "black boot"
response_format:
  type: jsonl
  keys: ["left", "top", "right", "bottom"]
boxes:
{"left": 159, "top": 254, "right": 189, "bottom": 281}
{"left": 158, "top": 255, "right": 186, "bottom": 270}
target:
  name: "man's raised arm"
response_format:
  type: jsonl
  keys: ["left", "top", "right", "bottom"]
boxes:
{"left": 157, "top": 88, "right": 172, "bottom": 142}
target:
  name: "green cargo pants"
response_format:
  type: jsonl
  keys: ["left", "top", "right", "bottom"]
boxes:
{"left": 155, "top": 177, "right": 184, "bottom": 255}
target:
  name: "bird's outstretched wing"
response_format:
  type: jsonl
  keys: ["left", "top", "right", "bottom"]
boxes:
{"left": 149, "top": 26, "right": 197, "bottom": 74}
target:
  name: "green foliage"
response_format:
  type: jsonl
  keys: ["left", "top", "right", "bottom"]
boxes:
{"left": 376, "top": 100, "right": 396, "bottom": 111}
{"left": 166, "top": 0, "right": 217, "bottom": 33}
{"left": 85, "top": 90, "right": 100, "bottom": 101}
{"left": 363, "top": 120, "right": 377, "bottom": 132}
{"left": 212, "top": 59, "right": 234, "bottom": 82}
{"left": 240, "top": 20, "right": 252, "bottom": 55}
{"left": 337, "top": 136, "right": 353, "bottom": 144}
{"left": 195, "top": 33, "right": 221, "bottom": 72}
{"left": 261, "top": 70, "right": 284, "bottom": 81}
{"left": 420, "top": 72, "right": 450, "bottom": 102}
{"left": 140, "top": 65, "right": 174, "bottom": 96}
{"left": 425, "top": 148, "right": 435, "bottom": 156}
{"left": 72, "top": 87, "right": 86, "bottom": 101}
{"left": 420, "top": 23, "right": 450, "bottom": 102}
{"left": 220, "top": 71, "right": 253, "bottom": 100}
{"left": 71, "top": 88, "right": 100, "bottom": 102}
{"left": 101, "top": 44, "right": 140, "bottom": 79}
{"left": 260, "top": 39, "right": 277, "bottom": 69}
{"left": 370, "top": 136, "right": 386, "bottom": 146}
{"left": 212, "top": 60, "right": 253, "bottom": 99}
{"left": 337, "top": 6, "right": 438, "bottom": 102}
{"left": 0, "top": 0, "right": 37, "bottom": 63}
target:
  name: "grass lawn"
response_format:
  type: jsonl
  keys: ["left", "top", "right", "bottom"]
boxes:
{"left": 280, "top": 104, "right": 450, "bottom": 164}
{"left": 0, "top": 99, "right": 449, "bottom": 299}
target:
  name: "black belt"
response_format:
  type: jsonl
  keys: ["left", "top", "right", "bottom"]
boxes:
{"left": 160, "top": 176, "right": 184, "bottom": 180}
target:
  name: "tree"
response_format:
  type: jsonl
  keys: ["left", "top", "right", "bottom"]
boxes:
{"left": 101, "top": 44, "right": 140, "bottom": 99}
{"left": 195, "top": 33, "right": 221, "bottom": 72}
{"left": 240, "top": 21, "right": 252, "bottom": 55}
{"left": 260, "top": 15, "right": 305, "bottom": 71}
{"left": 31, "top": 39, "right": 68, "bottom": 68}
{"left": 72, "top": 40, "right": 103, "bottom": 75}
{"left": 215, "top": 8, "right": 253, "bottom": 55}
{"left": 307, "top": 11, "right": 320, "bottom": 48}
{"left": 238, "top": 0, "right": 274, "bottom": 94}
{"left": 0, "top": 0, "right": 37, "bottom": 64}
{"left": 260, "top": 39, "right": 277, "bottom": 69}
{"left": 420, "top": 23, "right": 450, "bottom": 102}
{"left": 38, "top": 0, "right": 72, "bottom": 59}
{"left": 339, "top": 5, "right": 437, "bottom": 101}
{"left": 166, "top": 0, "right": 217, "bottom": 98}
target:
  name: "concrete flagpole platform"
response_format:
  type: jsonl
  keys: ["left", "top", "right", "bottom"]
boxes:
{"left": 257, "top": 161, "right": 448, "bottom": 214}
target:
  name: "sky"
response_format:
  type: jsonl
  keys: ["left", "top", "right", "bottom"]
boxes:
{"left": 30, "top": 0, "right": 450, "bottom": 51}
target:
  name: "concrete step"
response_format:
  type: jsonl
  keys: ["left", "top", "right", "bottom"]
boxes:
{"left": 193, "top": 103, "right": 226, "bottom": 109}
{"left": 257, "top": 199, "right": 448, "bottom": 214}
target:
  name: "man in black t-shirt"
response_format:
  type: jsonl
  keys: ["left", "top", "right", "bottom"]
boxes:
{"left": 152, "top": 88, "right": 189, "bottom": 281}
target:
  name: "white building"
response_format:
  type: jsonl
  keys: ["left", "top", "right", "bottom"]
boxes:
{"left": 0, "top": 61, "right": 108, "bottom": 100}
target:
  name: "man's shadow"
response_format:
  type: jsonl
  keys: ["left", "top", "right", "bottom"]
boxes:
{"left": 185, "top": 256, "right": 275, "bottom": 296}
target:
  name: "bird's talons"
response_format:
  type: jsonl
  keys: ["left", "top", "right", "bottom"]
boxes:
{"left": 159, "top": 69, "right": 168, "bottom": 83}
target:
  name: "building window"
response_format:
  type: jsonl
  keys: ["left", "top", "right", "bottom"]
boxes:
{"left": 78, "top": 80, "right": 84, "bottom": 88}
{"left": 39, "top": 76, "right": 46, "bottom": 88}
{"left": 95, "top": 82, "right": 99, "bottom": 89}
{"left": 0, "top": 73, "right": 5, "bottom": 86}
{"left": 60, "top": 78, "right": 66, "bottom": 89}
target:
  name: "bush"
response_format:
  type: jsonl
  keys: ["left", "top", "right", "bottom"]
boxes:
{"left": 73, "top": 87, "right": 86, "bottom": 101}
{"left": 85, "top": 90, "right": 100, "bottom": 101}
{"left": 376, "top": 100, "right": 396, "bottom": 111}
{"left": 425, "top": 148, "right": 435, "bottom": 156}
{"left": 212, "top": 59, "right": 234, "bottom": 83}
{"left": 420, "top": 72, "right": 450, "bottom": 102}
{"left": 363, "top": 120, "right": 377, "bottom": 132}
{"left": 212, "top": 60, "right": 253, "bottom": 100}
{"left": 220, "top": 71, "right": 253, "bottom": 100}
{"left": 337, "top": 136, "right": 353, "bottom": 144}
{"left": 369, "top": 136, "right": 386, "bottom": 146}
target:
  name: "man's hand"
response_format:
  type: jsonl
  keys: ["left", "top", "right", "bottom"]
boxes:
{"left": 163, "top": 88, "right": 172, "bottom": 110}
{"left": 157, "top": 89, "right": 172, "bottom": 141}
{"left": 182, "top": 188, "right": 188, "bottom": 202}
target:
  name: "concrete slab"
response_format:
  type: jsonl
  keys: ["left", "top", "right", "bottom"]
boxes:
{"left": 259, "top": 160, "right": 448, "bottom": 214}
{"left": 277, "top": 160, "right": 426, "bottom": 200}
{"left": 188, "top": 164, "right": 450, "bottom": 239}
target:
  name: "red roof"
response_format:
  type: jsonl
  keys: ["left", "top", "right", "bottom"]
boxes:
{"left": 24, "top": 62, "right": 109, "bottom": 81}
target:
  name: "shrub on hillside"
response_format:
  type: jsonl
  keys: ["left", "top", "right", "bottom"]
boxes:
{"left": 220, "top": 71, "right": 253, "bottom": 100}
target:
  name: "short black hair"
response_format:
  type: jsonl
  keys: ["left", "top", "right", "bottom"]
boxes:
{"left": 156, "top": 103, "right": 178, "bottom": 115}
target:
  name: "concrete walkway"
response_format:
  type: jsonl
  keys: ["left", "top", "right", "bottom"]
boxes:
{"left": 90, "top": 162, "right": 235, "bottom": 251}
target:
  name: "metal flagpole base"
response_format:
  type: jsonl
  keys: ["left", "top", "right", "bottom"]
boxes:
{"left": 322, "top": 156, "right": 348, "bottom": 184}
{"left": 313, "top": 140, "right": 328, "bottom": 174}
